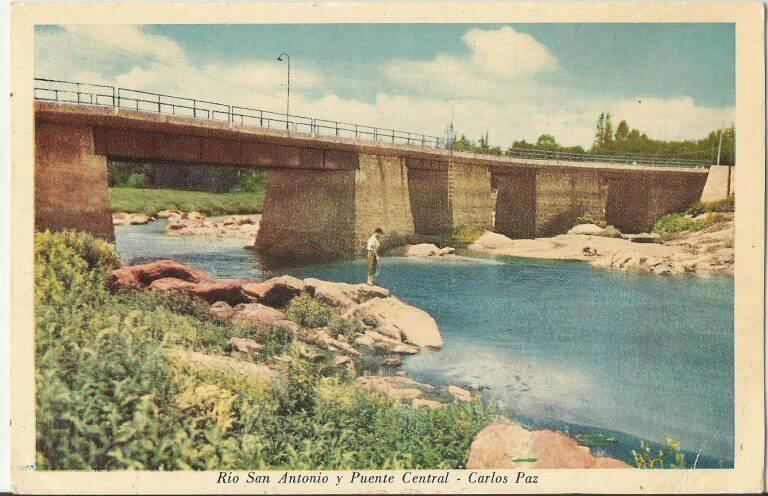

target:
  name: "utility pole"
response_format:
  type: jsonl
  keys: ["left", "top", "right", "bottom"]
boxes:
{"left": 277, "top": 53, "right": 290, "bottom": 131}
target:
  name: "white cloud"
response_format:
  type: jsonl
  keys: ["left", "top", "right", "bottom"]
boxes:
{"left": 35, "top": 25, "right": 733, "bottom": 148}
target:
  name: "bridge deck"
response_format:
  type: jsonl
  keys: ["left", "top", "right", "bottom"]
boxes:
{"left": 35, "top": 101, "right": 710, "bottom": 174}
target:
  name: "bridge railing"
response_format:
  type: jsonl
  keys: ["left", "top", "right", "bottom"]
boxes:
{"left": 34, "top": 77, "right": 713, "bottom": 167}
{"left": 34, "top": 77, "right": 445, "bottom": 149}
{"left": 504, "top": 147, "right": 710, "bottom": 168}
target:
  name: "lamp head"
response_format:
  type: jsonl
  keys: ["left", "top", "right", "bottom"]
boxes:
{"left": 277, "top": 52, "right": 288, "bottom": 61}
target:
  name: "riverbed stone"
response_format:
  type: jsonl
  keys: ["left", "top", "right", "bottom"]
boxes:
{"left": 447, "top": 385, "right": 472, "bottom": 402}
{"left": 111, "top": 259, "right": 211, "bottom": 288}
{"left": 466, "top": 421, "right": 629, "bottom": 469}
{"left": 226, "top": 337, "right": 264, "bottom": 356}
{"left": 303, "top": 278, "right": 390, "bottom": 308}
{"left": 231, "top": 303, "right": 287, "bottom": 327}
{"left": 343, "top": 297, "right": 443, "bottom": 349}
{"left": 242, "top": 275, "right": 305, "bottom": 307}
{"left": 210, "top": 301, "right": 236, "bottom": 320}
{"left": 567, "top": 224, "right": 606, "bottom": 236}
{"left": 112, "top": 212, "right": 152, "bottom": 226}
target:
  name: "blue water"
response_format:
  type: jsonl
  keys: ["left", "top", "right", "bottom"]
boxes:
{"left": 115, "top": 220, "right": 734, "bottom": 468}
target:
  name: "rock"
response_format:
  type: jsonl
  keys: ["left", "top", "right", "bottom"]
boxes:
{"left": 148, "top": 277, "right": 196, "bottom": 292}
{"left": 156, "top": 210, "right": 183, "bottom": 219}
{"left": 355, "top": 330, "right": 420, "bottom": 355}
{"left": 412, "top": 398, "right": 443, "bottom": 409}
{"left": 231, "top": 303, "right": 287, "bottom": 327}
{"left": 468, "top": 231, "right": 515, "bottom": 251}
{"left": 389, "top": 243, "right": 456, "bottom": 258}
{"left": 354, "top": 375, "right": 434, "bottom": 402}
{"left": 622, "top": 232, "right": 662, "bottom": 243}
{"left": 273, "top": 319, "right": 301, "bottom": 335}
{"left": 303, "top": 278, "right": 390, "bottom": 308}
{"left": 210, "top": 301, "right": 236, "bottom": 320}
{"left": 112, "top": 212, "right": 152, "bottom": 226}
{"left": 343, "top": 297, "right": 442, "bottom": 349}
{"left": 596, "top": 225, "right": 622, "bottom": 238}
{"left": 447, "top": 385, "right": 472, "bottom": 402}
{"left": 381, "top": 357, "right": 402, "bottom": 367}
{"left": 226, "top": 337, "right": 264, "bottom": 356}
{"left": 333, "top": 355, "right": 355, "bottom": 372}
{"left": 187, "top": 211, "right": 205, "bottom": 220}
{"left": 111, "top": 259, "right": 211, "bottom": 288}
{"left": 187, "top": 278, "right": 258, "bottom": 305}
{"left": 466, "top": 421, "right": 629, "bottom": 469}
{"left": 567, "top": 224, "right": 606, "bottom": 236}
{"left": 312, "top": 330, "right": 361, "bottom": 356}
{"left": 242, "top": 275, "right": 305, "bottom": 307}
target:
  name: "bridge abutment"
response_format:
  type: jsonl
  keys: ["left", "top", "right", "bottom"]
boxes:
{"left": 34, "top": 121, "right": 114, "bottom": 241}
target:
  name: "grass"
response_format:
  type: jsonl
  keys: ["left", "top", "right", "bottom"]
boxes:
{"left": 108, "top": 187, "right": 264, "bottom": 216}
{"left": 35, "top": 230, "right": 495, "bottom": 470}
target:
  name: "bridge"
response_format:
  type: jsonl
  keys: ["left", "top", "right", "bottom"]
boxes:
{"left": 33, "top": 78, "right": 723, "bottom": 260}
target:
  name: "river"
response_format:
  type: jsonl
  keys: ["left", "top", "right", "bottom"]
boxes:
{"left": 115, "top": 219, "right": 734, "bottom": 468}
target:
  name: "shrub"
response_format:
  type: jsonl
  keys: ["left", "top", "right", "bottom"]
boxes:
{"left": 576, "top": 212, "right": 607, "bottom": 228}
{"left": 328, "top": 318, "right": 365, "bottom": 340}
{"left": 244, "top": 325, "right": 294, "bottom": 357}
{"left": 452, "top": 226, "right": 485, "bottom": 246}
{"left": 686, "top": 195, "right": 734, "bottom": 216}
{"left": 353, "top": 353, "right": 381, "bottom": 375}
{"left": 633, "top": 438, "right": 688, "bottom": 469}
{"left": 596, "top": 225, "right": 622, "bottom": 238}
{"left": 653, "top": 213, "right": 708, "bottom": 237}
{"left": 285, "top": 294, "right": 332, "bottom": 328}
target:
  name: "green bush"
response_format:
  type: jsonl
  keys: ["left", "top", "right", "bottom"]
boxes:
{"left": 576, "top": 212, "right": 607, "bottom": 228}
{"left": 653, "top": 213, "right": 708, "bottom": 237}
{"left": 686, "top": 196, "right": 735, "bottom": 216}
{"left": 231, "top": 170, "right": 267, "bottom": 193}
{"left": 244, "top": 325, "right": 294, "bottom": 357}
{"left": 633, "top": 438, "right": 688, "bottom": 469}
{"left": 285, "top": 294, "right": 333, "bottom": 328}
{"left": 328, "top": 318, "right": 364, "bottom": 340}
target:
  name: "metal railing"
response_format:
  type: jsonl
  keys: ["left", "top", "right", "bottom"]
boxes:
{"left": 33, "top": 78, "right": 446, "bottom": 148}
{"left": 503, "top": 146, "right": 710, "bottom": 168}
{"left": 34, "top": 77, "right": 713, "bottom": 168}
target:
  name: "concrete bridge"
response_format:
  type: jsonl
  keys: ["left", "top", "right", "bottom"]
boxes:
{"left": 34, "top": 100, "right": 714, "bottom": 260}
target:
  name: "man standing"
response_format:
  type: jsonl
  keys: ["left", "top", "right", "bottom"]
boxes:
{"left": 366, "top": 227, "right": 384, "bottom": 285}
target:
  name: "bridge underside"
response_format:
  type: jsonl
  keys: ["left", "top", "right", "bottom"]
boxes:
{"left": 34, "top": 107, "right": 710, "bottom": 260}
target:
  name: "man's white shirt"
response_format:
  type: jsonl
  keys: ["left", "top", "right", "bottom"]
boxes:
{"left": 367, "top": 234, "right": 380, "bottom": 255}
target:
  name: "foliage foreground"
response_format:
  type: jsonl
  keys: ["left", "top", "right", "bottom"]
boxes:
{"left": 34, "top": 230, "right": 494, "bottom": 470}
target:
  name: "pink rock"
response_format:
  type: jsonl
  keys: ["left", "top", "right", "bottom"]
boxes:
{"left": 186, "top": 278, "right": 258, "bottom": 305}
{"left": 111, "top": 259, "right": 211, "bottom": 288}
{"left": 226, "top": 337, "right": 264, "bottom": 356}
{"left": 466, "top": 421, "right": 629, "bottom": 469}
{"left": 210, "top": 301, "right": 236, "bottom": 320}
{"left": 231, "top": 303, "right": 287, "bottom": 327}
{"left": 242, "top": 275, "right": 305, "bottom": 307}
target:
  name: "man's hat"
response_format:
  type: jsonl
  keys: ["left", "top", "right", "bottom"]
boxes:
{"left": 374, "top": 227, "right": 384, "bottom": 234}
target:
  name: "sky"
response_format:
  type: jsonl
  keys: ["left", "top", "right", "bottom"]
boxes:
{"left": 34, "top": 23, "right": 735, "bottom": 147}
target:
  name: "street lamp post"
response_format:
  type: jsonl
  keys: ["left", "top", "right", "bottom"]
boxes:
{"left": 277, "top": 52, "right": 290, "bottom": 131}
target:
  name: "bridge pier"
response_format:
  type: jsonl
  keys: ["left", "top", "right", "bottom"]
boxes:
{"left": 34, "top": 121, "right": 114, "bottom": 241}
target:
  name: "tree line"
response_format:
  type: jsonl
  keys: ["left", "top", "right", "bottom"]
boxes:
{"left": 448, "top": 114, "right": 735, "bottom": 166}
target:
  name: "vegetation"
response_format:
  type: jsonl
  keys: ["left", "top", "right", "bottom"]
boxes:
{"left": 109, "top": 187, "right": 264, "bottom": 216}
{"left": 653, "top": 197, "right": 734, "bottom": 238}
{"left": 449, "top": 117, "right": 735, "bottom": 165}
{"left": 633, "top": 438, "right": 688, "bottom": 469}
{"left": 35, "top": 230, "right": 495, "bottom": 470}
{"left": 452, "top": 226, "right": 485, "bottom": 246}
{"left": 285, "top": 293, "right": 333, "bottom": 328}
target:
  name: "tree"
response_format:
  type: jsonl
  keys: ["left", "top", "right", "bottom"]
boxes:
{"left": 604, "top": 113, "right": 614, "bottom": 145}
{"left": 594, "top": 113, "right": 605, "bottom": 147}
{"left": 615, "top": 120, "right": 630, "bottom": 141}
{"left": 536, "top": 134, "right": 558, "bottom": 149}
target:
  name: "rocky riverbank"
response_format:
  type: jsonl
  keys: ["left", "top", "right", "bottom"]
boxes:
{"left": 469, "top": 214, "right": 733, "bottom": 277}
{"left": 110, "top": 257, "right": 629, "bottom": 468}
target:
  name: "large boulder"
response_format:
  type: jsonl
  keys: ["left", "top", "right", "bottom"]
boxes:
{"left": 567, "top": 224, "right": 606, "bottom": 236}
{"left": 113, "top": 212, "right": 152, "bottom": 226}
{"left": 303, "top": 278, "right": 390, "bottom": 309}
{"left": 148, "top": 277, "right": 256, "bottom": 305}
{"left": 111, "top": 259, "right": 211, "bottom": 288}
{"left": 468, "top": 231, "right": 515, "bottom": 251}
{"left": 466, "top": 421, "right": 629, "bottom": 469}
{"left": 210, "top": 301, "right": 236, "bottom": 320}
{"left": 226, "top": 337, "right": 264, "bottom": 356}
{"left": 388, "top": 243, "right": 456, "bottom": 258}
{"left": 354, "top": 330, "right": 420, "bottom": 355}
{"left": 242, "top": 275, "right": 305, "bottom": 307}
{"left": 344, "top": 297, "right": 442, "bottom": 349}
{"left": 231, "top": 303, "right": 287, "bottom": 327}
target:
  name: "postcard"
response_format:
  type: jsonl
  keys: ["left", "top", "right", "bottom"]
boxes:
{"left": 9, "top": 2, "right": 765, "bottom": 494}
